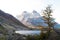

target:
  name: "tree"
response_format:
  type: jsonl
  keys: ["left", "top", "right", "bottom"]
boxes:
{"left": 42, "top": 5, "right": 56, "bottom": 38}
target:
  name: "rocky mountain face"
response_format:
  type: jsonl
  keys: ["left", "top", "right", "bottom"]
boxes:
{"left": 0, "top": 10, "right": 29, "bottom": 31}
{"left": 17, "top": 10, "right": 48, "bottom": 28}
{"left": 17, "top": 10, "right": 60, "bottom": 29}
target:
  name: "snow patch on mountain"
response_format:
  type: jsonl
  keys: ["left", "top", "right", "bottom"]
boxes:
{"left": 17, "top": 10, "right": 48, "bottom": 27}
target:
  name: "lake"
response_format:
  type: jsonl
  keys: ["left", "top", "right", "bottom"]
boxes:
{"left": 15, "top": 30, "right": 41, "bottom": 35}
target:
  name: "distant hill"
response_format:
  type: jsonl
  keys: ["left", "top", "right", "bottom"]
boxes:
{"left": 0, "top": 10, "right": 29, "bottom": 31}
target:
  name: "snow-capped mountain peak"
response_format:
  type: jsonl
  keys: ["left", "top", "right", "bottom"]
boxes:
{"left": 17, "top": 10, "right": 47, "bottom": 27}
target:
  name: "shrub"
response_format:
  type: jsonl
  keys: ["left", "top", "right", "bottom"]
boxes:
{"left": 26, "top": 32, "right": 49, "bottom": 40}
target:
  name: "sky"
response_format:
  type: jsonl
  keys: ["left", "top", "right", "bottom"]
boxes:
{"left": 0, "top": 0, "right": 60, "bottom": 23}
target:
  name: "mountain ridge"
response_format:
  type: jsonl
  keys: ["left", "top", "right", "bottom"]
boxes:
{"left": 17, "top": 10, "right": 60, "bottom": 29}
{"left": 0, "top": 10, "right": 29, "bottom": 31}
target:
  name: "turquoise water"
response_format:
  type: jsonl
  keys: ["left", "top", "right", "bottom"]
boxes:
{"left": 15, "top": 30, "right": 41, "bottom": 35}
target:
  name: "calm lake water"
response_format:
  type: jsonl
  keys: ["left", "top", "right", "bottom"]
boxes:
{"left": 15, "top": 30, "right": 41, "bottom": 35}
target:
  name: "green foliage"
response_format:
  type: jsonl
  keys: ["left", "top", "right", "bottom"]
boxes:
{"left": 0, "top": 24, "right": 8, "bottom": 40}
{"left": 39, "top": 31, "right": 50, "bottom": 40}
{"left": 0, "top": 24, "right": 5, "bottom": 30}
{"left": 26, "top": 32, "right": 49, "bottom": 40}
{"left": 0, "top": 35, "right": 6, "bottom": 40}
{"left": 42, "top": 6, "right": 56, "bottom": 37}
{"left": 42, "top": 6, "right": 55, "bottom": 28}
{"left": 0, "top": 24, "right": 8, "bottom": 35}
{"left": 26, "top": 35, "right": 40, "bottom": 40}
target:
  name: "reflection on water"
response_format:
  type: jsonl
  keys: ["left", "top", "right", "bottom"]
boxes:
{"left": 15, "top": 30, "right": 41, "bottom": 35}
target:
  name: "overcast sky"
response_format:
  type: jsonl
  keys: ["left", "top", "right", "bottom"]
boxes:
{"left": 0, "top": 0, "right": 60, "bottom": 23}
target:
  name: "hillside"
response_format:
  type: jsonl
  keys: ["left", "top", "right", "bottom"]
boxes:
{"left": 0, "top": 10, "right": 29, "bottom": 31}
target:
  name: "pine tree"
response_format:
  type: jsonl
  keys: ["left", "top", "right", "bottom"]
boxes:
{"left": 42, "top": 6, "right": 56, "bottom": 38}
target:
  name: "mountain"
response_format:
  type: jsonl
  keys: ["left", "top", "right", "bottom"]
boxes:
{"left": 17, "top": 10, "right": 60, "bottom": 29}
{"left": 0, "top": 10, "right": 29, "bottom": 31}
{"left": 54, "top": 23, "right": 60, "bottom": 29}
{"left": 27, "top": 17, "right": 48, "bottom": 26}
{"left": 17, "top": 10, "right": 48, "bottom": 27}
{"left": 32, "top": 10, "right": 40, "bottom": 18}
